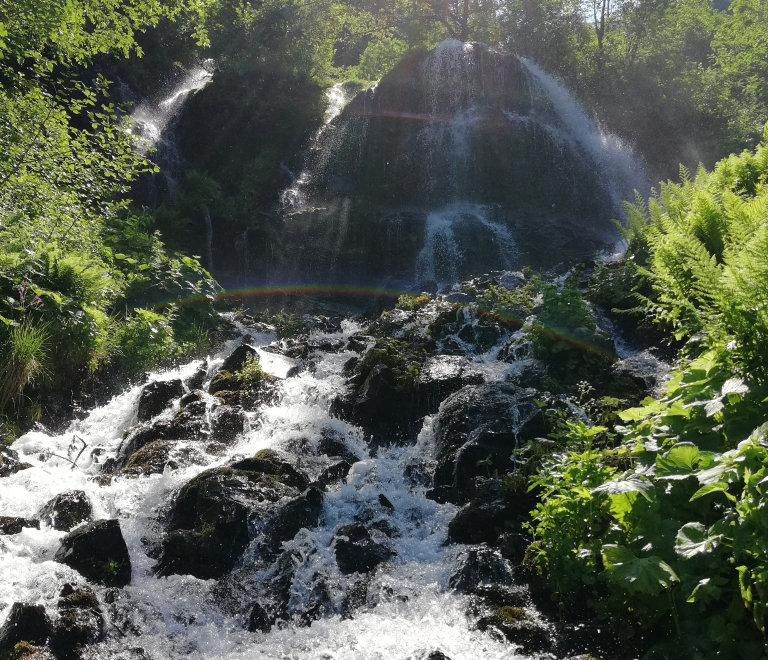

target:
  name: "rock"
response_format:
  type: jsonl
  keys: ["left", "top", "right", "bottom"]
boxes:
{"left": 38, "top": 491, "right": 92, "bottom": 532}
{"left": 432, "top": 383, "right": 544, "bottom": 502}
{"left": 260, "top": 487, "right": 324, "bottom": 556}
{"left": 156, "top": 456, "right": 315, "bottom": 579}
{"left": 51, "top": 585, "right": 105, "bottom": 660}
{"left": 449, "top": 545, "right": 514, "bottom": 593}
{"left": 0, "top": 517, "right": 40, "bottom": 535}
{"left": 210, "top": 406, "right": 246, "bottom": 444}
{"left": 368, "top": 309, "right": 416, "bottom": 337}
{"left": 179, "top": 390, "right": 204, "bottom": 406}
{"left": 54, "top": 519, "right": 132, "bottom": 587}
{"left": 316, "top": 460, "right": 352, "bottom": 489}
{"left": 333, "top": 522, "right": 395, "bottom": 575}
{"left": 0, "top": 446, "right": 32, "bottom": 478}
{"left": 411, "top": 652, "right": 453, "bottom": 660}
{"left": 247, "top": 603, "right": 271, "bottom": 633}
{"left": 221, "top": 344, "right": 257, "bottom": 373}
{"left": 378, "top": 493, "right": 395, "bottom": 512}
{"left": 185, "top": 363, "right": 208, "bottom": 390}
{"left": 415, "top": 355, "right": 484, "bottom": 414}
{"left": 496, "top": 532, "right": 531, "bottom": 564}
{"left": 458, "top": 323, "right": 501, "bottom": 351}
{"left": 0, "top": 603, "right": 51, "bottom": 655}
{"left": 346, "top": 335, "right": 373, "bottom": 353}
{"left": 255, "top": 348, "right": 299, "bottom": 379}
{"left": 121, "top": 440, "right": 175, "bottom": 476}
{"left": 446, "top": 479, "right": 517, "bottom": 545}
{"left": 137, "top": 379, "right": 183, "bottom": 422}
{"left": 114, "top": 413, "right": 209, "bottom": 470}
{"left": 317, "top": 430, "right": 360, "bottom": 464}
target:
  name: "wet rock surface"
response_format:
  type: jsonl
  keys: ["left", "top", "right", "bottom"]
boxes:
{"left": 38, "top": 491, "right": 92, "bottom": 532}
{"left": 51, "top": 585, "right": 105, "bottom": 660}
{"left": 333, "top": 522, "right": 396, "bottom": 575}
{"left": 0, "top": 517, "right": 40, "bottom": 535}
{"left": 0, "top": 603, "right": 51, "bottom": 655}
{"left": 54, "top": 520, "right": 132, "bottom": 587}
{"left": 0, "top": 445, "right": 32, "bottom": 478}
{"left": 137, "top": 380, "right": 184, "bottom": 422}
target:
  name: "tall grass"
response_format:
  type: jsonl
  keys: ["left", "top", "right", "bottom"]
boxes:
{"left": 0, "top": 321, "right": 50, "bottom": 411}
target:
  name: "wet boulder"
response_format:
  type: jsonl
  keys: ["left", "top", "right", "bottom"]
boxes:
{"left": 333, "top": 522, "right": 395, "bottom": 575}
{"left": 185, "top": 362, "right": 208, "bottom": 390}
{"left": 121, "top": 440, "right": 175, "bottom": 476}
{"left": 259, "top": 487, "right": 324, "bottom": 556}
{"left": 445, "top": 478, "right": 533, "bottom": 545}
{"left": 156, "top": 455, "right": 316, "bottom": 579}
{"left": 210, "top": 406, "right": 246, "bottom": 444}
{"left": 54, "top": 519, "right": 132, "bottom": 587}
{"left": 317, "top": 429, "right": 360, "bottom": 464}
{"left": 449, "top": 545, "right": 514, "bottom": 594}
{"left": 0, "top": 603, "right": 51, "bottom": 655}
{"left": 137, "top": 379, "right": 183, "bottom": 422}
{"left": 221, "top": 344, "right": 257, "bottom": 373}
{"left": 415, "top": 355, "right": 484, "bottom": 414}
{"left": 38, "top": 491, "right": 92, "bottom": 532}
{"left": 431, "top": 383, "right": 544, "bottom": 502}
{"left": 457, "top": 322, "right": 502, "bottom": 351}
{"left": 0, "top": 446, "right": 32, "bottom": 478}
{"left": 51, "top": 585, "right": 105, "bottom": 660}
{"left": 0, "top": 517, "right": 40, "bottom": 535}
{"left": 247, "top": 603, "right": 272, "bottom": 633}
{"left": 316, "top": 459, "right": 352, "bottom": 489}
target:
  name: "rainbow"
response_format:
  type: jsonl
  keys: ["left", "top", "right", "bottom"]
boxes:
{"left": 154, "top": 283, "right": 616, "bottom": 360}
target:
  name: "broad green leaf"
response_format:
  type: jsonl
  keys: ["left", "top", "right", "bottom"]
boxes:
{"left": 593, "top": 477, "right": 654, "bottom": 499}
{"left": 722, "top": 378, "right": 749, "bottom": 396}
{"left": 675, "top": 522, "right": 720, "bottom": 558}
{"left": 690, "top": 482, "right": 735, "bottom": 501}
{"left": 656, "top": 442, "right": 700, "bottom": 478}
{"left": 602, "top": 545, "right": 678, "bottom": 595}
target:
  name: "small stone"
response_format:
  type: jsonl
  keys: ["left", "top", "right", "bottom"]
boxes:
{"left": 38, "top": 491, "right": 92, "bottom": 532}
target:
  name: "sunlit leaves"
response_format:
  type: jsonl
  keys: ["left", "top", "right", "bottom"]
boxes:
{"left": 601, "top": 544, "right": 679, "bottom": 595}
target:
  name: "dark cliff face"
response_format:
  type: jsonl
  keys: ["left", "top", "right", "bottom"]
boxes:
{"left": 267, "top": 42, "right": 619, "bottom": 287}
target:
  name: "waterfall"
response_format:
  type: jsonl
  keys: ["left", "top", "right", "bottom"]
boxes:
{"left": 521, "top": 59, "right": 649, "bottom": 212}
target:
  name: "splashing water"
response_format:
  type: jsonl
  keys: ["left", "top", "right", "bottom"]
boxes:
{"left": 0, "top": 318, "right": 539, "bottom": 659}
{"left": 415, "top": 204, "right": 517, "bottom": 288}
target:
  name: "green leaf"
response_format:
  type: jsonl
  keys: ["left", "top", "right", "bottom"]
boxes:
{"left": 690, "top": 481, "right": 735, "bottom": 501}
{"left": 656, "top": 442, "right": 700, "bottom": 478}
{"left": 593, "top": 477, "right": 654, "bottom": 500}
{"left": 675, "top": 522, "right": 721, "bottom": 558}
{"left": 602, "top": 545, "right": 679, "bottom": 595}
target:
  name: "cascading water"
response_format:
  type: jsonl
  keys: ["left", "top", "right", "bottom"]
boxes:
{"left": 0, "top": 317, "right": 552, "bottom": 659}
{"left": 272, "top": 41, "right": 647, "bottom": 287}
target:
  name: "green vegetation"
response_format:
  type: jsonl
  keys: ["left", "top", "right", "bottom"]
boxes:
{"left": 395, "top": 293, "right": 432, "bottom": 311}
{"left": 523, "top": 125, "right": 768, "bottom": 658}
{"left": 0, "top": 0, "right": 220, "bottom": 438}
{"left": 357, "top": 337, "right": 428, "bottom": 390}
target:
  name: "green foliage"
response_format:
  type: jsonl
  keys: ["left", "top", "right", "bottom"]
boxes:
{"left": 235, "top": 353, "right": 265, "bottom": 386}
{"left": 353, "top": 37, "right": 408, "bottom": 81}
{"left": 117, "top": 309, "right": 178, "bottom": 373}
{"left": 357, "top": 336, "right": 427, "bottom": 391}
{"left": 527, "top": 136, "right": 768, "bottom": 656}
{"left": 395, "top": 293, "right": 432, "bottom": 311}
{"left": 0, "top": 321, "right": 50, "bottom": 410}
{"left": 480, "top": 275, "right": 543, "bottom": 319}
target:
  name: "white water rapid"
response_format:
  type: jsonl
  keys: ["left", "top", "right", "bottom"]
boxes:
{"left": 0, "top": 320, "right": 537, "bottom": 659}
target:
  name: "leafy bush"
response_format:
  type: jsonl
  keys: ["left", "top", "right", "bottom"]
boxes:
{"left": 395, "top": 293, "right": 432, "bottom": 311}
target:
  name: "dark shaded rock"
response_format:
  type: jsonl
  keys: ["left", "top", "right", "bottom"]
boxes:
{"left": 432, "top": 383, "right": 544, "bottom": 502}
{"left": 346, "top": 335, "right": 373, "bottom": 353}
{"left": 185, "top": 363, "right": 208, "bottom": 390}
{"left": 121, "top": 440, "right": 175, "bottom": 476}
{"left": 317, "top": 430, "right": 360, "bottom": 464}
{"left": 497, "top": 532, "right": 531, "bottom": 564}
{"left": 54, "top": 519, "right": 132, "bottom": 587}
{"left": 156, "top": 456, "right": 315, "bottom": 579}
{"left": 446, "top": 479, "right": 516, "bottom": 545}
{"left": 211, "top": 406, "right": 246, "bottom": 444}
{"left": 0, "top": 603, "right": 51, "bottom": 654}
{"left": 137, "top": 379, "right": 183, "bottom": 422}
{"left": 411, "top": 652, "right": 452, "bottom": 660}
{"left": 260, "top": 487, "right": 324, "bottom": 555}
{"left": 449, "top": 545, "right": 514, "bottom": 594}
{"left": 51, "top": 585, "right": 105, "bottom": 660}
{"left": 38, "top": 491, "right": 92, "bottom": 532}
{"left": 415, "top": 355, "right": 484, "bottom": 414}
{"left": 231, "top": 454, "right": 310, "bottom": 490}
{"left": 114, "top": 414, "right": 209, "bottom": 470}
{"left": 378, "top": 493, "right": 395, "bottom": 512}
{"left": 316, "top": 460, "right": 352, "bottom": 489}
{"left": 222, "top": 344, "right": 257, "bottom": 373}
{"left": 333, "top": 522, "right": 395, "bottom": 575}
{"left": 0, "top": 517, "right": 39, "bottom": 535}
{"left": 473, "top": 610, "right": 552, "bottom": 654}
{"left": 0, "top": 446, "right": 32, "bottom": 478}
{"left": 369, "top": 519, "right": 399, "bottom": 538}
{"left": 368, "top": 309, "right": 415, "bottom": 337}
{"left": 179, "top": 390, "right": 203, "bottom": 407}
{"left": 247, "top": 603, "right": 271, "bottom": 633}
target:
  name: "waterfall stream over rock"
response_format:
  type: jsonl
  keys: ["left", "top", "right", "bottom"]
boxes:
{"left": 269, "top": 41, "right": 647, "bottom": 289}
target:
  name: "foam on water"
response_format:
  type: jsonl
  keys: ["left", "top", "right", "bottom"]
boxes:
{"left": 0, "top": 321, "right": 531, "bottom": 659}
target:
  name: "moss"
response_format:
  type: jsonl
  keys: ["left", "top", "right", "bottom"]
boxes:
{"left": 254, "top": 448, "right": 279, "bottom": 461}
{"left": 395, "top": 293, "right": 432, "bottom": 311}
{"left": 496, "top": 605, "right": 528, "bottom": 623}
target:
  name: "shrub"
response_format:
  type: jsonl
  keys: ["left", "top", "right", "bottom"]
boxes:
{"left": 0, "top": 321, "right": 50, "bottom": 411}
